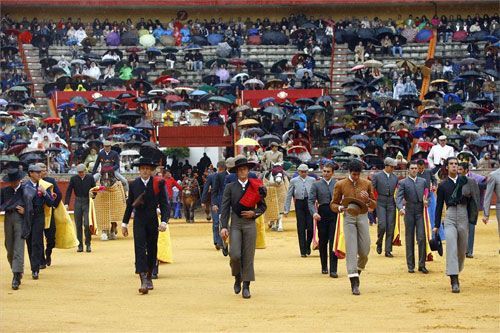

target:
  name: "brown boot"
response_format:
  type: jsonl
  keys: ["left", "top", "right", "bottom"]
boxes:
{"left": 146, "top": 271, "right": 154, "bottom": 290}
{"left": 138, "top": 272, "right": 149, "bottom": 294}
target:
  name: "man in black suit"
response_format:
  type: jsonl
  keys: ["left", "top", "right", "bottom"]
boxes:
{"left": 37, "top": 163, "right": 62, "bottom": 267}
{"left": 92, "top": 140, "right": 129, "bottom": 193}
{"left": 122, "top": 158, "right": 170, "bottom": 295}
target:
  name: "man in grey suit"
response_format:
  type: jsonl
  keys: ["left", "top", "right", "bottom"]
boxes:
{"left": 220, "top": 156, "right": 267, "bottom": 299}
{"left": 372, "top": 157, "right": 399, "bottom": 257}
{"left": 396, "top": 161, "right": 429, "bottom": 274}
{"left": 284, "top": 164, "right": 315, "bottom": 257}
{"left": 482, "top": 168, "right": 500, "bottom": 236}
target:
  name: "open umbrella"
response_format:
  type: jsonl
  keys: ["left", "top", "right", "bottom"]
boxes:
{"left": 342, "top": 146, "right": 364, "bottom": 156}
{"left": 271, "top": 59, "right": 288, "bottom": 73}
{"left": 207, "top": 96, "right": 233, "bottom": 105}
{"left": 106, "top": 32, "right": 121, "bottom": 46}
{"left": 238, "top": 119, "right": 260, "bottom": 127}
{"left": 262, "top": 31, "right": 289, "bottom": 45}
{"left": 120, "top": 31, "right": 139, "bottom": 46}
{"left": 139, "top": 34, "right": 156, "bottom": 47}
{"left": 235, "top": 138, "right": 259, "bottom": 146}
{"left": 207, "top": 33, "right": 224, "bottom": 46}
{"left": 243, "top": 78, "right": 264, "bottom": 87}
{"left": 363, "top": 59, "right": 383, "bottom": 68}
{"left": 258, "top": 134, "right": 281, "bottom": 146}
{"left": 216, "top": 42, "right": 232, "bottom": 58}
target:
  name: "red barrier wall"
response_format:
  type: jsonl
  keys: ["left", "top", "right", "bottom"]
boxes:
{"left": 158, "top": 125, "right": 232, "bottom": 147}
{"left": 241, "top": 89, "right": 324, "bottom": 108}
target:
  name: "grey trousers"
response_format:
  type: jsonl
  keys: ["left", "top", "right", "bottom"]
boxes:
{"left": 4, "top": 212, "right": 25, "bottom": 273}
{"left": 404, "top": 205, "right": 426, "bottom": 270}
{"left": 94, "top": 171, "right": 129, "bottom": 193}
{"left": 74, "top": 198, "right": 91, "bottom": 247}
{"left": 444, "top": 205, "right": 469, "bottom": 276}
{"left": 344, "top": 213, "right": 371, "bottom": 278}
{"left": 229, "top": 218, "right": 257, "bottom": 282}
{"left": 376, "top": 197, "right": 396, "bottom": 253}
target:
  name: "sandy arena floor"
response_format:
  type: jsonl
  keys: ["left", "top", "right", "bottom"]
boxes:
{"left": 0, "top": 213, "right": 498, "bottom": 332}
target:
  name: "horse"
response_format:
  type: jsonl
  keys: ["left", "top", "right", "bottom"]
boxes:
{"left": 262, "top": 163, "right": 289, "bottom": 232}
{"left": 181, "top": 176, "right": 199, "bottom": 223}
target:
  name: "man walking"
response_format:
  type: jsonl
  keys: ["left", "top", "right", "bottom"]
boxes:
{"left": 220, "top": 156, "right": 267, "bottom": 299}
{"left": 427, "top": 135, "right": 455, "bottom": 174}
{"left": 122, "top": 158, "right": 169, "bottom": 294}
{"left": 284, "top": 164, "right": 315, "bottom": 257}
{"left": 331, "top": 160, "right": 376, "bottom": 295}
{"left": 22, "top": 164, "right": 54, "bottom": 280}
{"left": 396, "top": 161, "right": 429, "bottom": 274}
{"left": 482, "top": 168, "right": 500, "bottom": 235}
{"left": 37, "top": 163, "right": 62, "bottom": 267}
{"left": 308, "top": 163, "right": 338, "bottom": 277}
{"left": 65, "top": 164, "right": 96, "bottom": 253}
{"left": 261, "top": 142, "right": 283, "bottom": 171}
{"left": 372, "top": 157, "right": 399, "bottom": 257}
{"left": 434, "top": 157, "right": 474, "bottom": 293}
{"left": 0, "top": 169, "right": 26, "bottom": 289}
{"left": 201, "top": 160, "right": 226, "bottom": 250}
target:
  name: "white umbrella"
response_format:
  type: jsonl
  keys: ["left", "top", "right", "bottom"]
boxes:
{"left": 189, "top": 109, "right": 208, "bottom": 116}
{"left": 363, "top": 59, "right": 383, "bottom": 68}
{"left": 231, "top": 73, "right": 249, "bottom": 83}
{"left": 139, "top": 34, "right": 156, "bottom": 47}
{"left": 243, "top": 78, "right": 264, "bottom": 87}
{"left": 121, "top": 149, "right": 140, "bottom": 156}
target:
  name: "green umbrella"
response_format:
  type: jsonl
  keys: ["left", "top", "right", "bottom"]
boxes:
{"left": 198, "top": 84, "right": 217, "bottom": 93}
{"left": 207, "top": 96, "right": 233, "bottom": 105}
{"left": 9, "top": 85, "right": 28, "bottom": 92}
{"left": 119, "top": 66, "right": 133, "bottom": 81}
{"left": 0, "top": 155, "right": 20, "bottom": 163}
{"left": 103, "top": 113, "right": 119, "bottom": 122}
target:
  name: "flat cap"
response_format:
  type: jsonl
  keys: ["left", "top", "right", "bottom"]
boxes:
{"left": 384, "top": 157, "right": 397, "bottom": 167}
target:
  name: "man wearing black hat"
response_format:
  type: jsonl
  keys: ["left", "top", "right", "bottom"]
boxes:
{"left": 1, "top": 169, "right": 26, "bottom": 289}
{"left": 92, "top": 140, "right": 129, "bottom": 194}
{"left": 22, "top": 164, "right": 55, "bottom": 280}
{"left": 220, "top": 156, "right": 267, "bottom": 299}
{"left": 122, "top": 158, "right": 170, "bottom": 294}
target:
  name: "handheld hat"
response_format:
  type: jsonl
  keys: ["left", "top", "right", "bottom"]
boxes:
{"left": 429, "top": 232, "right": 443, "bottom": 256}
{"left": 341, "top": 197, "right": 368, "bottom": 216}
{"left": 2, "top": 169, "right": 25, "bottom": 182}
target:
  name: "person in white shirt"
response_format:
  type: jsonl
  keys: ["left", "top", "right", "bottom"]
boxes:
{"left": 427, "top": 135, "right": 455, "bottom": 174}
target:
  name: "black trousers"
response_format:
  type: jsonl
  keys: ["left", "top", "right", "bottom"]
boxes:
{"left": 133, "top": 218, "right": 159, "bottom": 274}
{"left": 26, "top": 213, "right": 45, "bottom": 272}
{"left": 318, "top": 204, "right": 338, "bottom": 273}
{"left": 295, "top": 199, "right": 313, "bottom": 255}
{"left": 43, "top": 210, "right": 56, "bottom": 264}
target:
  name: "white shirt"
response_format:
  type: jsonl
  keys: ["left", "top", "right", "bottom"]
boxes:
{"left": 141, "top": 177, "right": 150, "bottom": 187}
{"left": 238, "top": 179, "right": 248, "bottom": 189}
{"left": 427, "top": 144, "right": 455, "bottom": 168}
{"left": 409, "top": 176, "right": 417, "bottom": 182}
{"left": 383, "top": 170, "right": 391, "bottom": 178}
{"left": 449, "top": 176, "right": 458, "bottom": 184}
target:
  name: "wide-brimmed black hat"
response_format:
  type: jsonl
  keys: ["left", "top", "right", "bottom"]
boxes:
{"left": 2, "top": 169, "right": 25, "bottom": 182}
{"left": 429, "top": 232, "right": 443, "bottom": 256}
{"left": 132, "top": 157, "right": 158, "bottom": 168}
{"left": 229, "top": 156, "right": 256, "bottom": 173}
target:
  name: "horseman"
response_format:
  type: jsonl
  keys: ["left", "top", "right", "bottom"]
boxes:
{"left": 261, "top": 142, "right": 284, "bottom": 171}
{"left": 262, "top": 162, "right": 289, "bottom": 232}
{"left": 92, "top": 140, "right": 129, "bottom": 195}
{"left": 89, "top": 165, "right": 127, "bottom": 241}
{"left": 181, "top": 173, "right": 200, "bottom": 223}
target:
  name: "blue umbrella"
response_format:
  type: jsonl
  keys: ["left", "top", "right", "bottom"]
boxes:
{"left": 352, "top": 134, "right": 369, "bottom": 141}
{"left": 146, "top": 47, "right": 161, "bottom": 56}
{"left": 443, "top": 93, "right": 461, "bottom": 103}
{"left": 57, "top": 102, "right": 75, "bottom": 109}
{"left": 483, "top": 35, "right": 499, "bottom": 43}
{"left": 478, "top": 135, "right": 497, "bottom": 142}
{"left": 171, "top": 102, "right": 190, "bottom": 110}
{"left": 189, "top": 90, "right": 208, "bottom": 96}
{"left": 415, "top": 29, "right": 433, "bottom": 43}
{"left": 259, "top": 97, "right": 275, "bottom": 105}
{"left": 411, "top": 128, "right": 427, "bottom": 138}
{"left": 185, "top": 44, "right": 202, "bottom": 51}
{"left": 207, "top": 34, "right": 224, "bottom": 46}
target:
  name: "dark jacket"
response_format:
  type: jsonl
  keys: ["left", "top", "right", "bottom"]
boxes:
{"left": 92, "top": 149, "right": 120, "bottom": 173}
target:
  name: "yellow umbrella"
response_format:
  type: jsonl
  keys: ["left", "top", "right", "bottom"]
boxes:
{"left": 238, "top": 119, "right": 260, "bottom": 127}
{"left": 430, "top": 79, "right": 449, "bottom": 86}
{"left": 363, "top": 59, "right": 383, "bottom": 68}
{"left": 341, "top": 146, "right": 364, "bottom": 156}
{"left": 235, "top": 138, "right": 259, "bottom": 146}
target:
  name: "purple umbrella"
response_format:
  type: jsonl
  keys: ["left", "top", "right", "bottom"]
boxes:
{"left": 106, "top": 32, "right": 121, "bottom": 46}
{"left": 215, "top": 68, "right": 230, "bottom": 81}
{"left": 415, "top": 29, "right": 433, "bottom": 43}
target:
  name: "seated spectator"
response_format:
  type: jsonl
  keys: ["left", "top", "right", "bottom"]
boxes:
{"left": 354, "top": 41, "right": 365, "bottom": 63}
{"left": 184, "top": 50, "right": 194, "bottom": 71}
{"left": 392, "top": 36, "right": 403, "bottom": 57}
{"left": 194, "top": 50, "right": 203, "bottom": 71}
{"left": 165, "top": 52, "right": 176, "bottom": 69}
{"left": 380, "top": 36, "right": 392, "bottom": 56}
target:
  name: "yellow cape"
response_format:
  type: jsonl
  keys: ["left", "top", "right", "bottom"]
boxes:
{"left": 157, "top": 218, "right": 174, "bottom": 263}
{"left": 39, "top": 179, "right": 79, "bottom": 249}
{"left": 333, "top": 213, "right": 346, "bottom": 259}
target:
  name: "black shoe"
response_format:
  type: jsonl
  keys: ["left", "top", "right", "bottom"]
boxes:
{"left": 408, "top": 268, "right": 415, "bottom": 273}
{"left": 330, "top": 272, "right": 338, "bottom": 278}
{"left": 151, "top": 274, "right": 158, "bottom": 280}
{"left": 12, "top": 273, "right": 20, "bottom": 290}
{"left": 450, "top": 275, "right": 460, "bottom": 293}
{"left": 350, "top": 277, "right": 360, "bottom": 295}
{"left": 138, "top": 272, "right": 149, "bottom": 294}
{"left": 321, "top": 269, "right": 328, "bottom": 274}
{"left": 301, "top": 254, "right": 307, "bottom": 258}
{"left": 146, "top": 272, "right": 154, "bottom": 290}
{"left": 418, "top": 267, "right": 429, "bottom": 274}
{"left": 46, "top": 256, "right": 51, "bottom": 267}
{"left": 234, "top": 275, "right": 242, "bottom": 294}
{"left": 306, "top": 248, "right": 311, "bottom": 256}
{"left": 86, "top": 245, "right": 91, "bottom": 253}
{"left": 242, "top": 282, "right": 251, "bottom": 299}
{"left": 385, "top": 252, "right": 393, "bottom": 258}
{"left": 77, "top": 245, "right": 83, "bottom": 253}
{"left": 466, "top": 253, "right": 474, "bottom": 258}
{"left": 376, "top": 244, "right": 382, "bottom": 255}
{"left": 215, "top": 244, "right": 221, "bottom": 251}
{"left": 32, "top": 271, "right": 39, "bottom": 280}
{"left": 39, "top": 264, "right": 46, "bottom": 270}
{"left": 358, "top": 270, "right": 362, "bottom": 276}
{"left": 222, "top": 246, "right": 229, "bottom": 257}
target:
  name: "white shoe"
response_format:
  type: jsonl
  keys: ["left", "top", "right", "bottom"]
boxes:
{"left": 109, "top": 233, "right": 116, "bottom": 240}
{"left": 101, "top": 233, "right": 108, "bottom": 241}
{"left": 277, "top": 227, "right": 284, "bottom": 232}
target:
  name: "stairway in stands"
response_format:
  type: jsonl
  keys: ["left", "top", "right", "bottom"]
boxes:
{"left": 22, "top": 43, "right": 333, "bottom": 116}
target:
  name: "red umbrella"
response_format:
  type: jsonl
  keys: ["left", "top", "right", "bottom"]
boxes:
{"left": 4, "top": 29, "right": 19, "bottom": 36}
{"left": 417, "top": 141, "right": 434, "bottom": 151}
{"left": 229, "top": 58, "right": 246, "bottom": 66}
{"left": 397, "top": 128, "right": 411, "bottom": 138}
{"left": 43, "top": 117, "right": 61, "bottom": 124}
{"left": 8, "top": 111, "right": 24, "bottom": 117}
{"left": 165, "top": 95, "right": 183, "bottom": 102}
{"left": 154, "top": 75, "right": 172, "bottom": 84}
{"left": 111, "top": 124, "right": 128, "bottom": 129}
{"left": 6, "top": 144, "right": 27, "bottom": 155}
{"left": 291, "top": 53, "right": 308, "bottom": 67}
{"left": 287, "top": 145, "right": 308, "bottom": 154}
{"left": 126, "top": 47, "right": 143, "bottom": 53}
